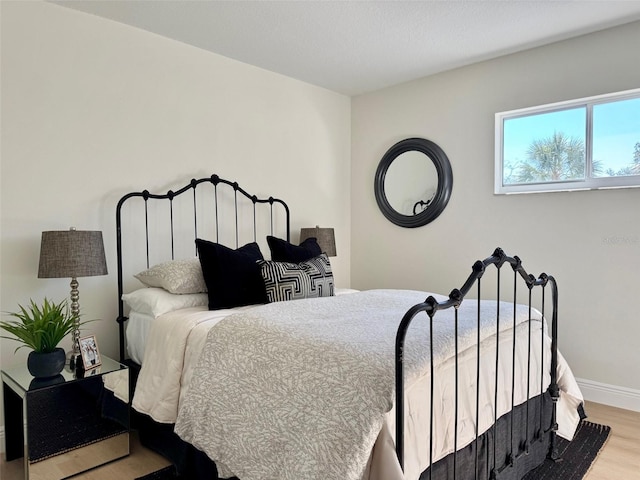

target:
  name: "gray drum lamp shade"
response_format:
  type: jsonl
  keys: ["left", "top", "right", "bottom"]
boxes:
{"left": 38, "top": 229, "right": 108, "bottom": 279}
{"left": 299, "top": 226, "right": 337, "bottom": 257}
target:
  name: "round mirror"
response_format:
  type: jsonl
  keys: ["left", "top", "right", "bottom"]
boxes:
{"left": 374, "top": 138, "right": 453, "bottom": 228}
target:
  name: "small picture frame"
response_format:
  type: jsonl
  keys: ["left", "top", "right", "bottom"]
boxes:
{"left": 78, "top": 335, "right": 102, "bottom": 369}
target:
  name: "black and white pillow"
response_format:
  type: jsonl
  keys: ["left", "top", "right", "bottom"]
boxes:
{"left": 259, "top": 254, "right": 334, "bottom": 303}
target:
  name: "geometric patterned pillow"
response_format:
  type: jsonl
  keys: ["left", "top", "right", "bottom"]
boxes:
{"left": 258, "top": 254, "right": 334, "bottom": 303}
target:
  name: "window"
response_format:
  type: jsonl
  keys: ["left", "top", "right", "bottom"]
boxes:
{"left": 495, "top": 88, "right": 640, "bottom": 194}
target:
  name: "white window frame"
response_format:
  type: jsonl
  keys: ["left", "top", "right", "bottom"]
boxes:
{"left": 495, "top": 88, "right": 640, "bottom": 194}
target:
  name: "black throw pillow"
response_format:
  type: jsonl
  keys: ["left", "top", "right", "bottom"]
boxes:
{"left": 267, "top": 235, "right": 322, "bottom": 263}
{"left": 195, "top": 239, "right": 267, "bottom": 310}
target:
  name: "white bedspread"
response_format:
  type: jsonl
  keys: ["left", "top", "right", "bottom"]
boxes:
{"left": 162, "top": 290, "right": 581, "bottom": 480}
{"left": 131, "top": 305, "right": 255, "bottom": 422}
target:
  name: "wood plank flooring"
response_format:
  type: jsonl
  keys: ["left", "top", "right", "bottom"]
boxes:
{"left": 583, "top": 401, "right": 640, "bottom": 479}
{"left": 1, "top": 401, "right": 638, "bottom": 479}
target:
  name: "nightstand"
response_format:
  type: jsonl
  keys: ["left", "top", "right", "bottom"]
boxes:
{"left": 2, "top": 356, "right": 130, "bottom": 480}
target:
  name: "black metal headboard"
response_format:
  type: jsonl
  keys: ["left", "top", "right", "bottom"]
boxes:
{"left": 115, "top": 174, "right": 290, "bottom": 362}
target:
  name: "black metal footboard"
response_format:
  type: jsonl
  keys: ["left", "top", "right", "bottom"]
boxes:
{"left": 395, "top": 248, "right": 559, "bottom": 480}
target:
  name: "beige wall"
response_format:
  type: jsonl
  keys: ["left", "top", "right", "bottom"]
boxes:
{"left": 0, "top": 0, "right": 351, "bottom": 395}
{"left": 352, "top": 21, "right": 640, "bottom": 392}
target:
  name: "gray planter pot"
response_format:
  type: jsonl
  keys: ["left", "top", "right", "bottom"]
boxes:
{"left": 27, "top": 348, "right": 66, "bottom": 378}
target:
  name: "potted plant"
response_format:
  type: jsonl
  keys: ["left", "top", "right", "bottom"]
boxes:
{"left": 1, "top": 298, "right": 80, "bottom": 378}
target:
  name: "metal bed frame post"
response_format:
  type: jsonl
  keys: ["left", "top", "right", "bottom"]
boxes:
{"left": 395, "top": 247, "right": 560, "bottom": 478}
{"left": 474, "top": 282, "right": 481, "bottom": 480}
{"left": 490, "top": 265, "right": 501, "bottom": 480}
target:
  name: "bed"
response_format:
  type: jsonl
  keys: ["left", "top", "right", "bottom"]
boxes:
{"left": 115, "top": 174, "right": 583, "bottom": 480}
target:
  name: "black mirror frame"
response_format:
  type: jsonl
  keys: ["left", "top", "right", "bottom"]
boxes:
{"left": 374, "top": 138, "right": 453, "bottom": 228}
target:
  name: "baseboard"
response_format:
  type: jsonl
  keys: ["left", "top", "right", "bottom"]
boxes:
{"left": 577, "top": 377, "right": 640, "bottom": 412}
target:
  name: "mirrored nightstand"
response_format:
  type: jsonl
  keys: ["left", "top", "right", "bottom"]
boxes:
{"left": 2, "top": 356, "right": 130, "bottom": 480}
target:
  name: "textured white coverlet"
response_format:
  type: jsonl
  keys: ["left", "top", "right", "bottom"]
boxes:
{"left": 131, "top": 305, "right": 256, "bottom": 422}
{"left": 173, "top": 289, "right": 579, "bottom": 480}
{"left": 131, "top": 289, "right": 359, "bottom": 424}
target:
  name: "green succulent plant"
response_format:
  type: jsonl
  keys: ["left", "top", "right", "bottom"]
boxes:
{"left": 0, "top": 298, "right": 81, "bottom": 353}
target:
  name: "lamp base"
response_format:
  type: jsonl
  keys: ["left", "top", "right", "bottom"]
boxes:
{"left": 66, "top": 350, "right": 82, "bottom": 370}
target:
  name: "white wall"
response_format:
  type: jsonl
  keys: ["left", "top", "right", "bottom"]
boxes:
{"left": 0, "top": 0, "right": 351, "bottom": 427}
{"left": 352, "top": 22, "right": 640, "bottom": 398}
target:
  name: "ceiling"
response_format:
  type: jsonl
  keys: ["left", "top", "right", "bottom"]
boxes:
{"left": 53, "top": 0, "right": 640, "bottom": 96}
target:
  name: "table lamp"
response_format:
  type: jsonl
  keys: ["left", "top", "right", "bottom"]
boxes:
{"left": 38, "top": 228, "right": 107, "bottom": 367}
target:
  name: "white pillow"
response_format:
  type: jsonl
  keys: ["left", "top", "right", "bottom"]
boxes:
{"left": 122, "top": 288, "right": 208, "bottom": 318}
{"left": 134, "top": 258, "right": 207, "bottom": 294}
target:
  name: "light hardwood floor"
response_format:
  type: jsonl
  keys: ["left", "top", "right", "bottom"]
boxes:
{"left": 1, "top": 401, "right": 638, "bottom": 479}
{"left": 583, "top": 401, "right": 640, "bottom": 480}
